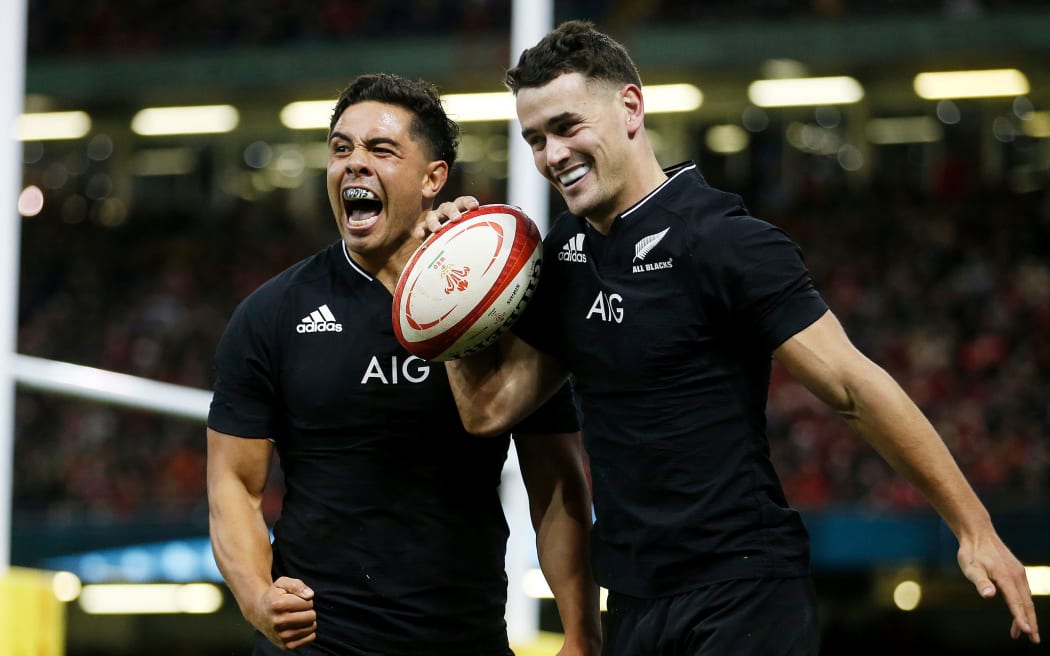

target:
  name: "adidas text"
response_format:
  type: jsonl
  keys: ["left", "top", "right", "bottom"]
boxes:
{"left": 296, "top": 321, "right": 343, "bottom": 333}
{"left": 558, "top": 251, "right": 588, "bottom": 263}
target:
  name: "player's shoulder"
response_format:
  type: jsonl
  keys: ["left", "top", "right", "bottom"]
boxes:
{"left": 232, "top": 243, "right": 338, "bottom": 320}
{"left": 545, "top": 211, "right": 587, "bottom": 241}
{"left": 641, "top": 162, "right": 748, "bottom": 239}
{"left": 657, "top": 166, "right": 800, "bottom": 275}
{"left": 665, "top": 171, "right": 776, "bottom": 246}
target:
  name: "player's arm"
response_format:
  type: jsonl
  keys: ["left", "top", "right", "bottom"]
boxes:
{"left": 206, "top": 428, "right": 317, "bottom": 650}
{"left": 516, "top": 431, "right": 602, "bottom": 656}
{"left": 774, "top": 310, "right": 1040, "bottom": 644}
{"left": 421, "top": 194, "right": 570, "bottom": 435}
{"left": 446, "top": 330, "right": 570, "bottom": 437}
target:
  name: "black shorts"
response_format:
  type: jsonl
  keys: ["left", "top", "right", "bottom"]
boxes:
{"left": 602, "top": 576, "right": 820, "bottom": 656}
{"left": 252, "top": 632, "right": 515, "bottom": 656}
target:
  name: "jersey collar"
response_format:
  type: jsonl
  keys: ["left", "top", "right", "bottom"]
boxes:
{"left": 619, "top": 161, "right": 699, "bottom": 222}
{"left": 340, "top": 241, "right": 374, "bottom": 282}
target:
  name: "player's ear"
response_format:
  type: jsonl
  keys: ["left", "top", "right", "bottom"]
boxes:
{"left": 422, "top": 160, "right": 448, "bottom": 200}
{"left": 623, "top": 84, "right": 644, "bottom": 137}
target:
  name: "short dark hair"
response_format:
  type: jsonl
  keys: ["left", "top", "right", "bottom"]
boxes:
{"left": 329, "top": 73, "right": 459, "bottom": 169}
{"left": 505, "top": 20, "right": 642, "bottom": 94}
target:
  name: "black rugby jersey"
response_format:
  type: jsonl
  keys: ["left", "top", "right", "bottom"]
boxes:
{"left": 514, "top": 162, "right": 829, "bottom": 598}
{"left": 208, "top": 241, "right": 577, "bottom": 654}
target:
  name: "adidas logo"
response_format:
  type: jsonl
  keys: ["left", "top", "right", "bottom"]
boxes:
{"left": 297, "top": 304, "right": 343, "bottom": 334}
{"left": 558, "top": 233, "right": 587, "bottom": 263}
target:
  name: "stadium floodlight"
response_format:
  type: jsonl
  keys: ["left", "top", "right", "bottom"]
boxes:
{"left": 748, "top": 76, "right": 864, "bottom": 108}
{"left": 644, "top": 84, "right": 704, "bottom": 114}
{"left": 866, "top": 116, "right": 944, "bottom": 144}
{"left": 913, "top": 69, "right": 1029, "bottom": 100}
{"left": 15, "top": 110, "right": 92, "bottom": 141}
{"left": 444, "top": 84, "right": 702, "bottom": 121}
{"left": 280, "top": 83, "right": 705, "bottom": 130}
{"left": 280, "top": 100, "right": 334, "bottom": 130}
{"left": 442, "top": 92, "right": 516, "bottom": 123}
{"left": 131, "top": 104, "right": 239, "bottom": 136}
{"left": 1020, "top": 111, "right": 1050, "bottom": 138}
{"left": 78, "top": 583, "right": 223, "bottom": 614}
{"left": 1028, "top": 566, "right": 1050, "bottom": 596}
{"left": 51, "top": 571, "right": 82, "bottom": 602}
{"left": 892, "top": 580, "right": 922, "bottom": 611}
{"left": 705, "top": 124, "right": 749, "bottom": 154}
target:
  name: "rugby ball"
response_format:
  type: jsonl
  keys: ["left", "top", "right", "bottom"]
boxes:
{"left": 392, "top": 204, "right": 542, "bottom": 361}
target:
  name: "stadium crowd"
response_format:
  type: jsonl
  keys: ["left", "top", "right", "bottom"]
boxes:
{"left": 12, "top": 149, "right": 1049, "bottom": 529}
{"left": 14, "top": 0, "right": 1050, "bottom": 538}
{"left": 24, "top": 0, "right": 1044, "bottom": 56}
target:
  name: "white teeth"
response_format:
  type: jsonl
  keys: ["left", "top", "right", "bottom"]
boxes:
{"left": 343, "top": 187, "right": 378, "bottom": 201}
{"left": 348, "top": 216, "right": 378, "bottom": 228}
{"left": 558, "top": 166, "right": 589, "bottom": 186}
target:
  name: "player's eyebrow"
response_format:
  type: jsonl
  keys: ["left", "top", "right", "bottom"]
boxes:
{"left": 520, "top": 111, "right": 578, "bottom": 140}
{"left": 328, "top": 131, "right": 401, "bottom": 150}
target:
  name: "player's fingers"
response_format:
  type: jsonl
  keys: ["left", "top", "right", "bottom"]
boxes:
{"left": 417, "top": 207, "right": 453, "bottom": 238}
{"left": 273, "top": 576, "right": 314, "bottom": 600}
{"left": 417, "top": 199, "right": 473, "bottom": 238}
{"left": 452, "top": 195, "right": 480, "bottom": 212}
{"left": 274, "top": 607, "right": 317, "bottom": 629}
{"left": 962, "top": 557, "right": 996, "bottom": 598}
{"left": 434, "top": 197, "right": 479, "bottom": 225}
{"left": 1002, "top": 583, "right": 1039, "bottom": 643}
{"left": 977, "top": 559, "right": 1039, "bottom": 643}
{"left": 281, "top": 624, "right": 317, "bottom": 650}
{"left": 276, "top": 612, "right": 317, "bottom": 633}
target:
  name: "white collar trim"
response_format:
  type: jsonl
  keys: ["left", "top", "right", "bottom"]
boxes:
{"left": 620, "top": 162, "right": 697, "bottom": 220}
{"left": 342, "top": 242, "right": 373, "bottom": 282}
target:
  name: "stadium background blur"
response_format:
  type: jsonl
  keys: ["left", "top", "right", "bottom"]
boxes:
{"left": 11, "top": 0, "right": 1050, "bottom": 654}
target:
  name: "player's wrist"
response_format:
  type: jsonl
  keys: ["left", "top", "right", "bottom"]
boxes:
{"left": 559, "top": 622, "right": 603, "bottom": 656}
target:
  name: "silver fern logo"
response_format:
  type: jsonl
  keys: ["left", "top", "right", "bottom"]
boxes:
{"left": 631, "top": 227, "right": 674, "bottom": 273}
{"left": 633, "top": 228, "right": 670, "bottom": 261}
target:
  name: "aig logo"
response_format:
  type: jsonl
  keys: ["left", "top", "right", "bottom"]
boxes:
{"left": 586, "top": 291, "right": 623, "bottom": 323}
{"left": 360, "top": 355, "right": 431, "bottom": 384}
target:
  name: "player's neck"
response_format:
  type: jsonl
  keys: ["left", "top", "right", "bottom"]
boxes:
{"left": 345, "top": 239, "right": 420, "bottom": 293}
{"left": 586, "top": 158, "right": 667, "bottom": 235}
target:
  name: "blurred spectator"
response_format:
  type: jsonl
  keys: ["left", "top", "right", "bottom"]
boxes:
{"left": 25, "top": 0, "right": 1043, "bottom": 56}
{"left": 13, "top": 0, "right": 1050, "bottom": 529}
{"left": 13, "top": 162, "right": 1048, "bottom": 527}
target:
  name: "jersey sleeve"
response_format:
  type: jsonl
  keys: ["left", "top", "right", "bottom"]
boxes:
{"left": 705, "top": 216, "right": 828, "bottom": 352}
{"left": 509, "top": 380, "right": 580, "bottom": 436}
{"left": 207, "top": 294, "right": 282, "bottom": 439}
{"left": 511, "top": 231, "right": 565, "bottom": 360}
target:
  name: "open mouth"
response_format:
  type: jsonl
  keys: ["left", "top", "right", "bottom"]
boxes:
{"left": 342, "top": 187, "right": 383, "bottom": 228}
{"left": 557, "top": 164, "right": 590, "bottom": 188}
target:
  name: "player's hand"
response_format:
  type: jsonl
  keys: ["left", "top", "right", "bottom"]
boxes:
{"left": 415, "top": 195, "right": 480, "bottom": 239}
{"left": 250, "top": 577, "right": 318, "bottom": 650}
{"left": 958, "top": 534, "right": 1040, "bottom": 644}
